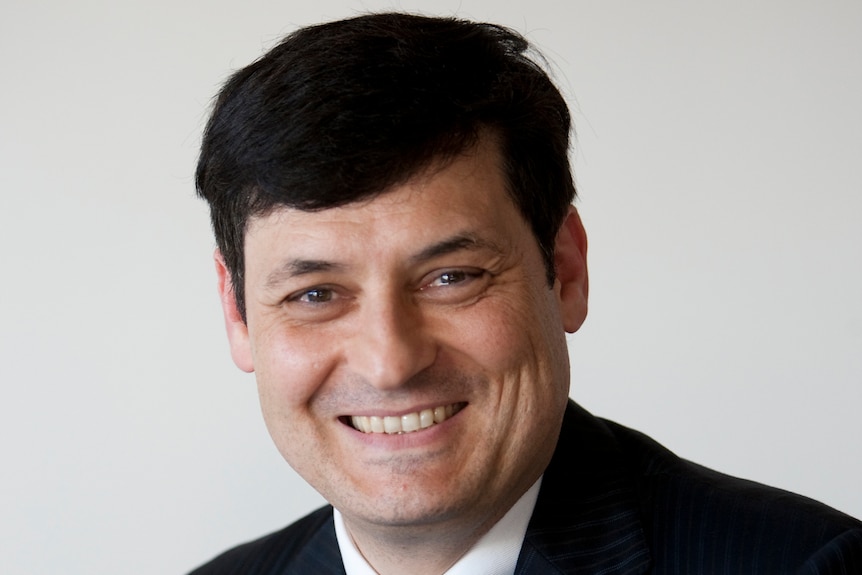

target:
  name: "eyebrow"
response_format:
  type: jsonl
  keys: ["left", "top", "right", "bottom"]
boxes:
{"left": 264, "top": 259, "right": 346, "bottom": 289}
{"left": 409, "top": 233, "right": 504, "bottom": 264}
{"left": 263, "top": 232, "right": 504, "bottom": 289}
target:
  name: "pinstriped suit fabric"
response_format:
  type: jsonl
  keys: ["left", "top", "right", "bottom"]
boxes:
{"left": 189, "top": 401, "right": 862, "bottom": 574}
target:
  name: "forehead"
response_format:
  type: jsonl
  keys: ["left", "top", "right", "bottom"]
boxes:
{"left": 243, "top": 138, "right": 523, "bottom": 257}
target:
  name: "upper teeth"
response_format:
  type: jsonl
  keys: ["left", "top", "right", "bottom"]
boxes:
{"left": 350, "top": 404, "right": 461, "bottom": 434}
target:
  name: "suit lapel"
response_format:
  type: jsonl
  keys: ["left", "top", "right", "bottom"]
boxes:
{"left": 514, "top": 401, "right": 651, "bottom": 575}
{"left": 289, "top": 507, "right": 347, "bottom": 575}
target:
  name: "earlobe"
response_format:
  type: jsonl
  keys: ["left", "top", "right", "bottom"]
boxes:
{"left": 215, "top": 250, "right": 255, "bottom": 373}
{"left": 554, "top": 207, "right": 589, "bottom": 333}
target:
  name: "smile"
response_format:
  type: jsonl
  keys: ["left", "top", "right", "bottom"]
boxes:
{"left": 349, "top": 403, "right": 465, "bottom": 434}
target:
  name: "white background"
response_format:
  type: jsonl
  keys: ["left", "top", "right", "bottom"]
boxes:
{"left": 1, "top": 1, "right": 860, "bottom": 573}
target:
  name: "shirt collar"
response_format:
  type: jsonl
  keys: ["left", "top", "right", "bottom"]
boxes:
{"left": 334, "top": 477, "right": 541, "bottom": 575}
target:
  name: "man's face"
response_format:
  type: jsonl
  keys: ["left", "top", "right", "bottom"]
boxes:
{"left": 217, "top": 137, "right": 588, "bottom": 537}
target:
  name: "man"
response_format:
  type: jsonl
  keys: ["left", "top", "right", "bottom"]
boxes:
{"left": 190, "top": 12, "right": 862, "bottom": 574}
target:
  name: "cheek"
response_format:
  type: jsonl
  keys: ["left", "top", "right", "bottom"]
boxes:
{"left": 252, "top": 330, "right": 343, "bottom": 480}
{"left": 443, "top": 294, "right": 562, "bottom": 390}
{"left": 252, "top": 326, "right": 339, "bottom": 411}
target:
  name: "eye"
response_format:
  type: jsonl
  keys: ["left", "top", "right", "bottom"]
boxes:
{"left": 429, "top": 270, "right": 474, "bottom": 287}
{"left": 288, "top": 287, "right": 335, "bottom": 305}
{"left": 281, "top": 285, "right": 350, "bottom": 322}
{"left": 419, "top": 268, "right": 489, "bottom": 303}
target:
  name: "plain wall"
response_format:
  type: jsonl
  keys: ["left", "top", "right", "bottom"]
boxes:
{"left": 1, "top": 1, "right": 859, "bottom": 573}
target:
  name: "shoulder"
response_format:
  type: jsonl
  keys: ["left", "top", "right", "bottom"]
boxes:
{"left": 187, "top": 505, "right": 341, "bottom": 575}
{"left": 599, "top": 415, "right": 862, "bottom": 572}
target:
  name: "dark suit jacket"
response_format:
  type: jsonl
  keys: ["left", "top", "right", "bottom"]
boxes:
{"left": 189, "top": 401, "right": 862, "bottom": 574}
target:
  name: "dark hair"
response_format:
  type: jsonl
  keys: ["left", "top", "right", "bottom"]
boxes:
{"left": 196, "top": 12, "right": 576, "bottom": 320}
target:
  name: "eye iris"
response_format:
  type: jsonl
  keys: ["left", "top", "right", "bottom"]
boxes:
{"left": 304, "top": 289, "right": 331, "bottom": 303}
{"left": 441, "top": 271, "right": 465, "bottom": 285}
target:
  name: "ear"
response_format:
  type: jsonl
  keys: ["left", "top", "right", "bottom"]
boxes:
{"left": 215, "top": 249, "right": 255, "bottom": 373}
{"left": 553, "top": 206, "right": 589, "bottom": 333}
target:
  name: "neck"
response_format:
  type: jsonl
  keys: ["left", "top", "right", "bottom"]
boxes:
{"left": 343, "top": 512, "right": 496, "bottom": 575}
{"left": 337, "top": 478, "right": 542, "bottom": 575}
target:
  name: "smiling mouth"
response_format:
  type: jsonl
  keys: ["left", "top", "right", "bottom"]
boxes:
{"left": 347, "top": 403, "right": 466, "bottom": 434}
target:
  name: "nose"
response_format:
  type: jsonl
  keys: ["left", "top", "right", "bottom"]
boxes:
{"left": 345, "top": 294, "right": 437, "bottom": 390}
